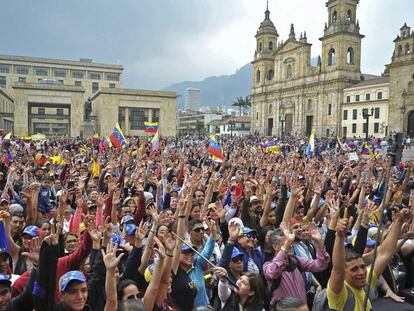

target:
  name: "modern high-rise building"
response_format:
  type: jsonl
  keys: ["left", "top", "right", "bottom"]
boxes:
{"left": 184, "top": 88, "right": 201, "bottom": 111}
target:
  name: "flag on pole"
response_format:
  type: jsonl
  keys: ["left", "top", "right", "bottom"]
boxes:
{"left": 99, "top": 136, "right": 112, "bottom": 152}
{"left": 151, "top": 131, "right": 160, "bottom": 152}
{"left": 208, "top": 135, "right": 224, "bottom": 161}
{"left": 264, "top": 141, "right": 280, "bottom": 153}
{"left": 109, "top": 123, "right": 127, "bottom": 149}
{"left": 360, "top": 144, "right": 374, "bottom": 159}
{"left": 306, "top": 129, "right": 315, "bottom": 156}
{"left": 144, "top": 122, "right": 158, "bottom": 133}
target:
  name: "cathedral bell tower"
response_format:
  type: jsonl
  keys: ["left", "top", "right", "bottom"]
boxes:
{"left": 252, "top": 2, "right": 278, "bottom": 88}
{"left": 320, "top": 0, "right": 364, "bottom": 80}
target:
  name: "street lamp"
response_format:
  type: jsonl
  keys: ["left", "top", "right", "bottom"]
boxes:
{"left": 279, "top": 115, "right": 285, "bottom": 138}
{"left": 362, "top": 107, "right": 374, "bottom": 141}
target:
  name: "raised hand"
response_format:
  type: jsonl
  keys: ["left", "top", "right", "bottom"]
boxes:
{"left": 213, "top": 267, "right": 228, "bottom": 282}
{"left": 135, "top": 221, "right": 147, "bottom": 247}
{"left": 96, "top": 192, "right": 109, "bottom": 207}
{"left": 22, "top": 237, "right": 41, "bottom": 263}
{"left": 147, "top": 205, "right": 159, "bottom": 224}
{"left": 112, "top": 189, "right": 122, "bottom": 206}
{"left": 102, "top": 243, "right": 124, "bottom": 271}
{"left": 153, "top": 236, "right": 166, "bottom": 260}
{"left": 164, "top": 232, "right": 177, "bottom": 253}
{"left": 228, "top": 222, "right": 240, "bottom": 242}
{"left": 207, "top": 219, "right": 217, "bottom": 237}
{"left": 44, "top": 222, "right": 60, "bottom": 246}
{"left": 281, "top": 221, "right": 295, "bottom": 244}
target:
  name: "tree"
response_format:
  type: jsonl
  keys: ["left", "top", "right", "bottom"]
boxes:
{"left": 232, "top": 96, "right": 251, "bottom": 116}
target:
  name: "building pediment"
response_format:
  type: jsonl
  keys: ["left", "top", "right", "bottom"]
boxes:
{"left": 277, "top": 39, "right": 311, "bottom": 54}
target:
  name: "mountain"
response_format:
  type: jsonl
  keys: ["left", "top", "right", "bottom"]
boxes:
{"left": 162, "top": 63, "right": 253, "bottom": 110}
{"left": 162, "top": 57, "right": 318, "bottom": 110}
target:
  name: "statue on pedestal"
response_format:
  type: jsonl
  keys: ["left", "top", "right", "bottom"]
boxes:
{"left": 84, "top": 97, "right": 92, "bottom": 121}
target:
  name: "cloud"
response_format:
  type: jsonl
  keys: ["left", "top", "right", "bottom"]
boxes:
{"left": 1, "top": 0, "right": 413, "bottom": 89}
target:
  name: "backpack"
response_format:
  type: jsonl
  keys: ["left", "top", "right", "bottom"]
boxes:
{"left": 312, "top": 286, "right": 355, "bottom": 311}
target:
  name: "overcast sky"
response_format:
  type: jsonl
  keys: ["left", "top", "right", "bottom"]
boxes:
{"left": 1, "top": 0, "right": 413, "bottom": 90}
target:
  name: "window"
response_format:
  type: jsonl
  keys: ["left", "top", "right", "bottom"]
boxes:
{"left": 15, "top": 66, "right": 29, "bottom": 75}
{"left": 343, "top": 110, "right": 348, "bottom": 120}
{"left": 328, "top": 48, "right": 336, "bottom": 65}
{"left": 0, "top": 76, "right": 6, "bottom": 88}
{"left": 54, "top": 70, "right": 66, "bottom": 77}
{"left": 35, "top": 68, "right": 48, "bottom": 76}
{"left": 75, "top": 81, "right": 82, "bottom": 87}
{"left": 406, "top": 44, "right": 410, "bottom": 54}
{"left": 58, "top": 80, "right": 64, "bottom": 85}
{"left": 72, "top": 71, "right": 84, "bottom": 79}
{"left": 0, "top": 65, "right": 10, "bottom": 73}
{"left": 268, "top": 104, "right": 272, "bottom": 115}
{"left": 18, "top": 77, "right": 26, "bottom": 83}
{"left": 374, "top": 123, "right": 379, "bottom": 133}
{"left": 92, "top": 82, "right": 99, "bottom": 93}
{"left": 352, "top": 123, "right": 356, "bottom": 133}
{"left": 286, "top": 64, "right": 293, "bottom": 79}
{"left": 352, "top": 109, "right": 357, "bottom": 120}
{"left": 89, "top": 72, "right": 101, "bottom": 80}
{"left": 308, "top": 99, "right": 312, "bottom": 111}
{"left": 346, "top": 96, "right": 351, "bottom": 103}
{"left": 328, "top": 104, "right": 332, "bottom": 115}
{"left": 268, "top": 69, "right": 274, "bottom": 80}
{"left": 355, "top": 95, "right": 360, "bottom": 102}
{"left": 269, "top": 41, "right": 273, "bottom": 50}
{"left": 377, "top": 92, "right": 383, "bottom": 100}
{"left": 347, "top": 9, "right": 353, "bottom": 22}
{"left": 118, "top": 108, "right": 125, "bottom": 122}
{"left": 332, "top": 11, "right": 337, "bottom": 24}
{"left": 256, "top": 70, "right": 261, "bottom": 83}
{"left": 152, "top": 109, "right": 160, "bottom": 123}
{"left": 129, "top": 108, "right": 147, "bottom": 130}
{"left": 106, "top": 73, "right": 120, "bottom": 81}
{"left": 256, "top": 112, "right": 259, "bottom": 120}
{"left": 347, "top": 48, "right": 354, "bottom": 64}
{"left": 374, "top": 107, "right": 380, "bottom": 119}
{"left": 343, "top": 126, "right": 347, "bottom": 136}
{"left": 38, "top": 108, "right": 45, "bottom": 115}
{"left": 109, "top": 83, "right": 116, "bottom": 88}
{"left": 398, "top": 45, "right": 402, "bottom": 56}
{"left": 366, "top": 93, "right": 371, "bottom": 101}
{"left": 57, "top": 108, "right": 64, "bottom": 116}
{"left": 259, "top": 42, "right": 262, "bottom": 51}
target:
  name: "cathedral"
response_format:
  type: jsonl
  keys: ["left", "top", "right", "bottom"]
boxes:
{"left": 251, "top": 0, "right": 414, "bottom": 138}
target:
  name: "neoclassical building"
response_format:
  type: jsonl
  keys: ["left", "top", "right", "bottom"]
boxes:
{"left": 251, "top": 0, "right": 414, "bottom": 138}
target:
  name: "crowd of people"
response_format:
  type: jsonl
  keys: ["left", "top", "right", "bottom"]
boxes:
{"left": 0, "top": 133, "right": 412, "bottom": 311}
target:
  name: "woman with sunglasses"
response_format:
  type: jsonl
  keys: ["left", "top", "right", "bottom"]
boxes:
{"left": 214, "top": 267, "right": 265, "bottom": 311}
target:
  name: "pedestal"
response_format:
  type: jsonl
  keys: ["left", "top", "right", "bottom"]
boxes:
{"left": 80, "top": 120, "right": 96, "bottom": 138}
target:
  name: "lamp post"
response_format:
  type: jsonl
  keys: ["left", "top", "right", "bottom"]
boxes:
{"left": 362, "top": 107, "right": 374, "bottom": 141}
{"left": 279, "top": 115, "right": 285, "bottom": 138}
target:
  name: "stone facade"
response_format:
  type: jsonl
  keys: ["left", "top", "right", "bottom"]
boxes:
{"left": 0, "top": 54, "right": 177, "bottom": 137}
{"left": 251, "top": 0, "right": 414, "bottom": 138}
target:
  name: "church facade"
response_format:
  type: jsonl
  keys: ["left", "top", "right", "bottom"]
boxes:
{"left": 251, "top": 0, "right": 414, "bottom": 138}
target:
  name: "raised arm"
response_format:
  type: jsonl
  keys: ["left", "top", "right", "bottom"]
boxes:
{"left": 103, "top": 243, "right": 124, "bottom": 311}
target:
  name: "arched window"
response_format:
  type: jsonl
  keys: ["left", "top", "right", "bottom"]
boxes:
{"left": 347, "top": 9, "right": 353, "bottom": 22}
{"left": 259, "top": 42, "right": 263, "bottom": 51}
{"left": 268, "top": 104, "right": 273, "bottom": 115}
{"left": 347, "top": 47, "right": 354, "bottom": 64}
{"left": 286, "top": 64, "right": 293, "bottom": 79}
{"left": 307, "top": 99, "right": 312, "bottom": 111}
{"left": 256, "top": 70, "right": 261, "bottom": 83}
{"left": 406, "top": 44, "right": 410, "bottom": 54}
{"left": 332, "top": 11, "right": 337, "bottom": 24}
{"left": 268, "top": 69, "right": 274, "bottom": 80}
{"left": 269, "top": 41, "right": 273, "bottom": 50}
{"left": 403, "top": 31, "right": 406, "bottom": 38}
{"left": 328, "top": 48, "right": 336, "bottom": 65}
{"left": 398, "top": 45, "right": 403, "bottom": 56}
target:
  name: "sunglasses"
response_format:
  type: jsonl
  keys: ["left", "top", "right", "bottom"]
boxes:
{"left": 243, "top": 233, "right": 255, "bottom": 239}
{"left": 231, "top": 256, "right": 243, "bottom": 263}
{"left": 193, "top": 227, "right": 205, "bottom": 233}
{"left": 181, "top": 249, "right": 195, "bottom": 255}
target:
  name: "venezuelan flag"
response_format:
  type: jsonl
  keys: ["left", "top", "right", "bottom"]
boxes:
{"left": 109, "top": 123, "right": 127, "bottom": 149}
{"left": 151, "top": 131, "right": 160, "bottom": 152}
{"left": 361, "top": 144, "right": 374, "bottom": 159}
{"left": 144, "top": 122, "right": 158, "bottom": 133}
{"left": 264, "top": 141, "right": 280, "bottom": 153}
{"left": 306, "top": 129, "right": 315, "bottom": 156}
{"left": 208, "top": 135, "right": 224, "bottom": 161}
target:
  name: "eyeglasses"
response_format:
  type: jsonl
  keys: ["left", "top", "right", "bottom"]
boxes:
{"left": 192, "top": 227, "right": 205, "bottom": 233}
{"left": 243, "top": 233, "right": 254, "bottom": 239}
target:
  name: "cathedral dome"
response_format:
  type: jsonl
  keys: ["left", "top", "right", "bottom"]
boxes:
{"left": 256, "top": 8, "right": 278, "bottom": 37}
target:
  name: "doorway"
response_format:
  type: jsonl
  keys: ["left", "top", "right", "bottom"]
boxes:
{"left": 306, "top": 116, "right": 313, "bottom": 136}
{"left": 408, "top": 111, "right": 414, "bottom": 137}
{"left": 285, "top": 114, "right": 293, "bottom": 135}
{"left": 267, "top": 118, "right": 273, "bottom": 136}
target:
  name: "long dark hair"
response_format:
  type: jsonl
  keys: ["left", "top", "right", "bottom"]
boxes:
{"left": 242, "top": 272, "right": 264, "bottom": 307}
